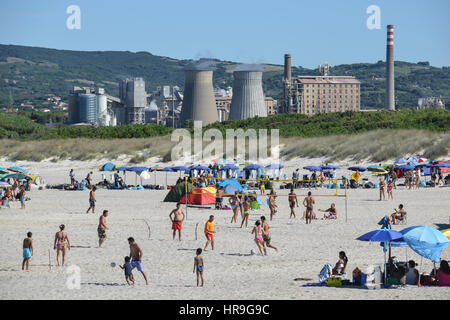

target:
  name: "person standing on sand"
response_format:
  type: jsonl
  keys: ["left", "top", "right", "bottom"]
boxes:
{"left": 169, "top": 203, "right": 185, "bottom": 241}
{"left": 22, "top": 232, "right": 33, "bottom": 270}
{"left": 69, "top": 169, "right": 75, "bottom": 185}
{"left": 86, "top": 171, "right": 93, "bottom": 187}
{"left": 251, "top": 220, "right": 266, "bottom": 256}
{"left": 204, "top": 215, "right": 216, "bottom": 251}
{"left": 387, "top": 181, "right": 394, "bottom": 200}
{"left": 18, "top": 185, "right": 26, "bottom": 209}
{"left": 86, "top": 186, "right": 97, "bottom": 214}
{"left": 229, "top": 191, "right": 239, "bottom": 223}
{"left": 268, "top": 190, "right": 277, "bottom": 221}
{"left": 240, "top": 197, "right": 251, "bottom": 228}
{"left": 97, "top": 210, "right": 109, "bottom": 248}
{"left": 127, "top": 237, "right": 149, "bottom": 285}
{"left": 379, "top": 178, "right": 386, "bottom": 201}
{"left": 303, "top": 191, "right": 315, "bottom": 224}
{"left": 260, "top": 216, "right": 278, "bottom": 253}
{"left": 54, "top": 224, "right": 70, "bottom": 266}
{"left": 288, "top": 188, "right": 299, "bottom": 219}
{"left": 193, "top": 248, "right": 204, "bottom": 287}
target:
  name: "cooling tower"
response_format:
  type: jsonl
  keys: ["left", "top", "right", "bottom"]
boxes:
{"left": 386, "top": 25, "right": 395, "bottom": 110}
{"left": 179, "top": 70, "right": 218, "bottom": 127}
{"left": 228, "top": 71, "right": 266, "bottom": 120}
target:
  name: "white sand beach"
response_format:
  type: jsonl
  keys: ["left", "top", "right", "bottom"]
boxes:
{"left": 0, "top": 158, "right": 449, "bottom": 300}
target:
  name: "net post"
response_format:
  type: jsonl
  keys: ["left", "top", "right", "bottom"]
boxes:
{"left": 185, "top": 176, "right": 188, "bottom": 220}
{"left": 345, "top": 178, "right": 348, "bottom": 223}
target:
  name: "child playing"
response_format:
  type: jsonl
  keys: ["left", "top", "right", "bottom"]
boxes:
{"left": 251, "top": 220, "right": 266, "bottom": 256}
{"left": 387, "top": 180, "right": 394, "bottom": 200}
{"left": 22, "top": 232, "right": 33, "bottom": 270}
{"left": 120, "top": 256, "right": 135, "bottom": 285}
{"left": 193, "top": 248, "right": 204, "bottom": 287}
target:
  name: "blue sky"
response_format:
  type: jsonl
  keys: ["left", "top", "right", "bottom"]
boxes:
{"left": 0, "top": 0, "right": 448, "bottom": 68}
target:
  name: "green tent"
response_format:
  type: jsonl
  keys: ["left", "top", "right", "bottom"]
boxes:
{"left": 163, "top": 181, "right": 194, "bottom": 202}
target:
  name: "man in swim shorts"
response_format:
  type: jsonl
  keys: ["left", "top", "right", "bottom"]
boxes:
{"left": 303, "top": 191, "right": 315, "bottom": 224}
{"left": 261, "top": 216, "right": 278, "bottom": 252}
{"left": 22, "top": 231, "right": 33, "bottom": 270}
{"left": 128, "top": 237, "right": 149, "bottom": 285}
{"left": 86, "top": 186, "right": 97, "bottom": 214}
{"left": 97, "top": 210, "right": 109, "bottom": 248}
{"left": 240, "top": 197, "right": 251, "bottom": 228}
{"left": 169, "top": 203, "right": 185, "bottom": 241}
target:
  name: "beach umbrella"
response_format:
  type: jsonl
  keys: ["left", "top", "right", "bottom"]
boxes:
{"left": 348, "top": 166, "right": 367, "bottom": 172}
{"left": 415, "top": 163, "right": 433, "bottom": 168}
{"left": 408, "top": 161, "right": 420, "bottom": 167}
{"left": 394, "top": 165, "right": 414, "bottom": 171}
{"left": 367, "top": 165, "right": 386, "bottom": 173}
{"left": 0, "top": 182, "right": 12, "bottom": 188}
{"left": 400, "top": 226, "right": 450, "bottom": 263}
{"left": 356, "top": 229, "right": 403, "bottom": 284}
{"left": 441, "top": 229, "right": 450, "bottom": 240}
{"left": 394, "top": 158, "right": 408, "bottom": 165}
{"left": 303, "top": 166, "right": 321, "bottom": 172}
{"left": 243, "top": 164, "right": 262, "bottom": 171}
{"left": 8, "top": 166, "right": 30, "bottom": 173}
{"left": 220, "top": 164, "right": 239, "bottom": 171}
{"left": 431, "top": 163, "right": 450, "bottom": 168}
{"left": 372, "top": 170, "right": 388, "bottom": 176}
{"left": 266, "top": 164, "right": 284, "bottom": 169}
{"left": 0, "top": 167, "right": 10, "bottom": 174}
{"left": 115, "top": 166, "right": 130, "bottom": 171}
{"left": 171, "top": 166, "right": 188, "bottom": 171}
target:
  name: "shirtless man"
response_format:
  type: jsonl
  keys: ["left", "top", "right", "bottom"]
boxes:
{"left": 303, "top": 191, "right": 315, "bottom": 224}
{"left": 319, "top": 203, "right": 337, "bottom": 220}
{"left": 86, "top": 186, "right": 96, "bottom": 214}
{"left": 97, "top": 210, "right": 109, "bottom": 248}
{"left": 260, "top": 216, "right": 278, "bottom": 253}
{"left": 54, "top": 224, "right": 70, "bottom": 266}
{"left": 240, "top": 196, "right": 251, "bottom": 228}
{"left": 22, "top": 232, "right": 34, "bottom": 270}
{"left": 288, "top": 188, "right": 298, "bottom": 219}
{"left": 128, "top": 237, "right": 149, "bottom": 285}
{"left": 229, "top": 191, "right": 239, "bottom": 223}
{"left": 391, "top": 204, "right": 406, "bottom": 224}
{"left": 169, "top": 203, "right": 185, "bottom": 241}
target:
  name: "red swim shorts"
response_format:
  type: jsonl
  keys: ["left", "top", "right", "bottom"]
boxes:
{"left": 172, "top": 221, "right": 182, "bottom": 231}
{"left": 205, "top": 233, "right": 214, "bottom": 239}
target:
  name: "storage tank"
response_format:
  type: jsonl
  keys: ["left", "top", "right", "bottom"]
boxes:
{"left": 179, "top": 69, "right": 218, "bottom": 126}
{"left": 228, "top": 70, "right": 266, "bottom": 120}
{"left": 78, "top": 94, "right": 97, "bottom": 124}
{"left": 97, "top": 94, "right": 107, "bottom": 126}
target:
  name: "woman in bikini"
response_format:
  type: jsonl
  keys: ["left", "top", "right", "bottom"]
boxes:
{"left": 54, "top": 224, "right": 71, "bottom": 266}
{"left": 252, "top": 221, "right": 266, "bottom": 256}
{"left": 229, "top": 191, "right": 239, "bottom": 223}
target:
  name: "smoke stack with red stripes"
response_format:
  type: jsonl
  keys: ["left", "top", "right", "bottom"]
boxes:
{"left": 386, "top": 25, "right": 395, "bottom": 110}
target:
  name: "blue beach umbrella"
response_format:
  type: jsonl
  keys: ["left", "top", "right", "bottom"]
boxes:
{"left": 321, "top": 165, "right": 340, "bottom": 170}
{"left": 400, "top": 226, "right": 450, "bottom": 263}
{"left": 303, "top": 166, "right": 321, "bottom": 172}
{"left": 265, "top": 164, "right": 284, "bottom": 169}
{"left": 394, "top": 165, "right": 415, "bottom": 171}
{"left": 348, "top": 166, "right": 367, "bottom": 172}
{"left": 243, "top": 164, "right": 262, "bottom": 171}
{"left": 431, "top": 163, "right": 450, "bottom": 168}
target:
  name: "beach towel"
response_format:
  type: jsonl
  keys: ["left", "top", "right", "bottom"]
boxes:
{"left": 318, "top": 264, "right": 332, "bottom": 283}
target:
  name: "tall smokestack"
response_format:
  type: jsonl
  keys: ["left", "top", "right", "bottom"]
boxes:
{"left": 229, "top": 70, "right": 266, "bottom": 120}
{"left": 284, "top": 54, "right": 292, "bottom": 83}
{"left": 179, "top": 69, "right": 218, "bottom": 127}
{"left": 386, "top": 25, "right": 395, "bottom": 110}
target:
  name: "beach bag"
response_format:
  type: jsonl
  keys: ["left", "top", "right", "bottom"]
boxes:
{"left": 327, "top": 277, "right": 342, "bottom": 287}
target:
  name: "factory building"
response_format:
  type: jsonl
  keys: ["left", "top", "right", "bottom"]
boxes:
{"left": 119, "top": 78, "right": 147, "bottom": 124}
{"left": 280, "top": 55, "right": 360, "bottom": 115}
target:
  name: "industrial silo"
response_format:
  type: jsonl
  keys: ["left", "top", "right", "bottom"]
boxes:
{"left": 228, "top": 70, "right": 266, "bottom": 120}
{"left": 97, "top": 94, "right": 108, "bottom": 126}
{"left": 78, "top": 94, "right": 97, "bottom": 124}
{"left": 179, "top": 69, "right": 218, "bottom": 127}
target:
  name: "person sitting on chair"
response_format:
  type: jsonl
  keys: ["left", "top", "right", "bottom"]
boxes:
{"left": 332, "top": 251, "right": 348, "bottom": 275}
{"left": 391, "top": 204, "right": 406, "bottom": 224}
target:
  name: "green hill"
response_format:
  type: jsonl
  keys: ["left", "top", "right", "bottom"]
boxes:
{"left": 1, "top": 44, "right": 449, "bottom": 110}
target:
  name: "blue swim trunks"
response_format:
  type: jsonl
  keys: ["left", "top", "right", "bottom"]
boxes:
{"left": 131, "top": 259, "right": 144, "bottom": 271}
{"left": 197, "top": 265, "right": 204, "bottom": 272}
{"left": 20, "top": 196, "right": 25, "bottom": 204}
{"left": 23, "top": 248, "right": 31, "bottom": 259}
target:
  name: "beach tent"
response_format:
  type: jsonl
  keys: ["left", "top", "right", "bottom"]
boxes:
{"left": 163, "top": 181, "right": 193, "bottom": 202}
{"left": 179, "top": 187, "right": 216, "bottom": 205}
{"left": 101, "top": 163, "right": 115, "bottom": 171}
{"left": 394, "top": 158, "right": 408, "bottom": 165}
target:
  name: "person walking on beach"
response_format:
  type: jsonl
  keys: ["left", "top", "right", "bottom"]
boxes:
{"left": 18, "top": 185, "right": 26, "bottom": 209}
{"left": 22, "top": 232, "right": 33, "bottom": 270}
{"left": 303, "top": 191, "right": 315, "bottom": 224}
{"left": 169, "top": 203, "right": 185, "bottom": 241}
{"left": 288, "top": 188, "right": 299, "bottom": 219}
{"left": 193, "top": 248, "right": 204, "bottom": 287}
{"left": 261, "top": 216, "right": 278, "bottom": 253}
{"left": 69, "top": 169, "right": 75, "bottom": 185}
{"left": 204, "top": 215, "right": 215, "bottom": 251}
{"left": 252, "top": 220, "right": 266, "bottom": 256}
{"left": 240, "top": 197, "right": 251, "bottom": 228}
{"left": 387, "top": 180, "right": 394, "bottom": 200}
{"left": 379, "top": 178, "right": 386, "bottom": 201}
{"left": 86, "top": 186, "right": 97, "bottom": 214}
{"left": 268, "top": 190, "right": 277, "bottom": 221}
{"left": 86, "top": 171, "right": 93, "bottom": 187}
{"left": 54, "top": 224, "right": 70, "bottom": 266}
{"left": 229, "top": 191, "right": 239, "bottom": 223}
{"left": 389, "top": 168, "right": 398, "bottom": 189}
{"left": 128, "top": 237, "right": 149, "bottom": 285}
{"left": 98, "top": 210, "right": 109, "bottom": 248}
